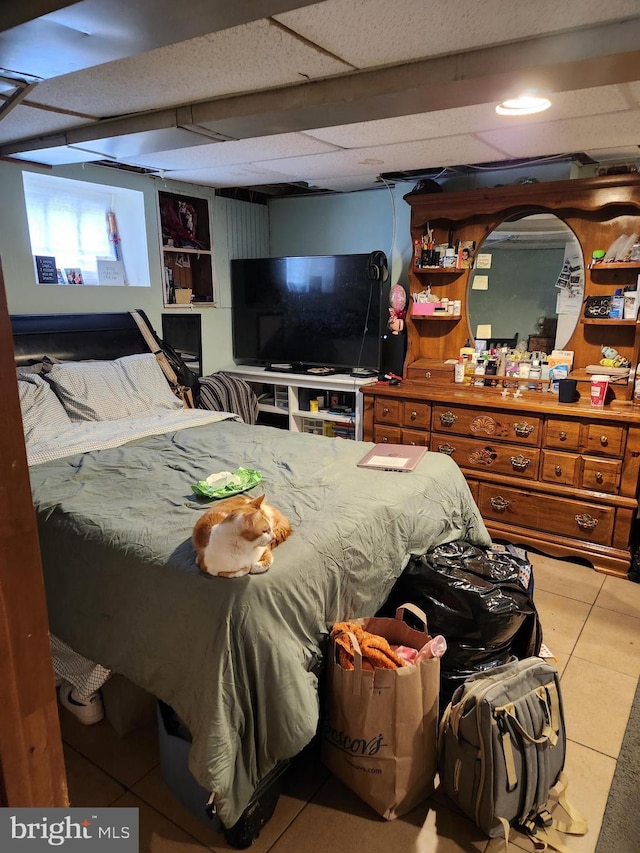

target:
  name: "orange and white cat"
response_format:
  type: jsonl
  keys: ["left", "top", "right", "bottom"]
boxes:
{"left": 192, "top": 494, "right": 292, "bottom": 578}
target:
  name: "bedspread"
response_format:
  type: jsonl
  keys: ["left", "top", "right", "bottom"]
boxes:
{"left": 29, "top": 417, "right": 490, "bottom": 826}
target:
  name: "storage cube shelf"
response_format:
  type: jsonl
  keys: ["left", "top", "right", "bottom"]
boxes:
{"left": 226, "top": 366, "right": 375, "bottom": 439}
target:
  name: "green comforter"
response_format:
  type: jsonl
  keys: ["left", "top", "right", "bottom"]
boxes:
{"left": 30, "top": 418, "right": 490, "bottom": 826}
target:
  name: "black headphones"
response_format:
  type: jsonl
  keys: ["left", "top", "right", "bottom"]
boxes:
{"left": 367, "top": 250, "right": 389, "bottom": 282}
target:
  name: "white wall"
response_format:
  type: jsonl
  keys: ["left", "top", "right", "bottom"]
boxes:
{"left": 0, "top": 159, "right": 268, "bottom": 375}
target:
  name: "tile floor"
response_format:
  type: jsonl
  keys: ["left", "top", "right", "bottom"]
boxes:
{"left": 58, "top": 552, "right": 640, "bottom": 852}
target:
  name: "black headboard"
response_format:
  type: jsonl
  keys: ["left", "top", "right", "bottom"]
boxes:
{"left": 11, "top": 311, "right": 155, "bottom": 365}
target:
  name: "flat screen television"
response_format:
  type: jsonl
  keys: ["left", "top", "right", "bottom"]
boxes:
{"left": 230, "top": 254, "right": 385, "bottom": 373}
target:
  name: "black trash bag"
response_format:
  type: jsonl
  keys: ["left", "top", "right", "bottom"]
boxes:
{"left": 378, "top": 540, "right": 542, "bottom": 708}
{"left": 381, "top": 540, "right": 540, "bottom": 653}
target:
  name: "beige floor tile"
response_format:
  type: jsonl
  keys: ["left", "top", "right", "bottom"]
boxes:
{"left": 533, "top": 589, "right": 592, "bottom": 656}
{"left": 595, "top": 574, "right": 640, "bottom": 620}
{"left": 572, "top": 607, "right": 640, "bottom": 678}
{"left": 111, "top": 791, "right": 211, "bottom": 852}
{"left": 547, "top": 649, "right": 570, "bottom": 677}
{"left": 495, "top": 741, "right": 615, "bottom": 853}
{"left": 267, "top": 774, "right": 444, "bottom": 853}
{"left": 132, "top": 743, "right": 330, "bottom": 852}
{"left": 64, "top": 743, "right": 126, "bottom": 807}
{"left": 559, "top": 657, "right": 637, "bottom": 758}
{"left": 530, "top": 554, "right": 604, "bottom": 604}
{"left": 59, "top": 705, "right": 160, "bottom": 788}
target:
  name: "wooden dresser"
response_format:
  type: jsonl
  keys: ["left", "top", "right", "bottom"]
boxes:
{"left": 362, "top": 383, "right": 640, "bottom": 577}
{"left": 366, "top": 175, "right": 640, "bottom": 578}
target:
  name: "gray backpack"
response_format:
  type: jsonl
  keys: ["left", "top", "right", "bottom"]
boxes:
{"left": 438, "top": 657, "right": 587, "bottom": 851}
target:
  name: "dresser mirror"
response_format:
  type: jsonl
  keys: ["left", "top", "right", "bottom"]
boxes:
{"left": 467, "top": 213, "right": 584, "bottom": 354}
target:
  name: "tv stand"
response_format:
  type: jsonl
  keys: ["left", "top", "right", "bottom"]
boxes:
{"left": 265, "top": 363, "right": 341, "bottom": 376}
{"left": 224, "top": 365, "right": 377, "bottom": 440}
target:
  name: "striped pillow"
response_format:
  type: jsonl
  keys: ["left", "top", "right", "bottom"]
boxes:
{"left": 47, "top": 353, "right": 182, "bottom": 421}
{"left": 18, "top": 374, "right": 74, "bottom": 445}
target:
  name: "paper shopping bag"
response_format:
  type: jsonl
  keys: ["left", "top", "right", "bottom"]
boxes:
{"left": 321, "top": 604, "right": 440, "bottom": 819}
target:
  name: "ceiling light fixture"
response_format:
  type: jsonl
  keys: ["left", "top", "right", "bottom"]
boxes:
{"left": 495, "top": 95, "right": 552, "bottom": 116}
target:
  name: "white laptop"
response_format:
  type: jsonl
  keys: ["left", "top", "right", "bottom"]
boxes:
{"left": 357, "top": 443, "right": 427, "bottom": 473}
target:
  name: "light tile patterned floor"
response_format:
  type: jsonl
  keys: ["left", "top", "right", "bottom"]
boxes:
{"left": 60, "top": 553, "right": 640, "bottom": 853}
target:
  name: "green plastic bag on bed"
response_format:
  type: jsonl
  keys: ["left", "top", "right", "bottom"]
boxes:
{"left": 191, "top": 467, "right": 262, "bottom": 499}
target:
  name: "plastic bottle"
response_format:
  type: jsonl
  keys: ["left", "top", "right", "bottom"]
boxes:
{"left": 454, "top": 356, "right": 465, "bottom": 384}
{"left": 610, "top": 288, "right": 624, "bottom": 319}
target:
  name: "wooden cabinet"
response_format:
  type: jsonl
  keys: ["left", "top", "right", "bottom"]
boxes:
{"left": 402, "top": 175, "right": 640, "bottom": 401}
{"left": 362, "top": 383, "right": 640, "bottom": 578}
{"left": 158, "top": 191, "right": 214, "bottom": 306}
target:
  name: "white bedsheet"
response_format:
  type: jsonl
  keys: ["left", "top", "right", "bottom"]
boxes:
{"left": 28, "top": 408, "right": 237, "bottom": 466}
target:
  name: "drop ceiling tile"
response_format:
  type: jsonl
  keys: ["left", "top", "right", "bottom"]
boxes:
{"left": 0, "top": 104, "right": 92, "bottom": 145}
{"left": 263, "top": 134, "right": 506, "bottom": 181}
{"left": 477, "top": 110, "right": 640, "bottom": 159}
{"left": 276, "top": 0, "right": 640, "bottom": 68}
{"left": 307, "top": 174, "right": 385, "bottom": 192}
{"left": 305, "top": 85, "right": 630, "bottom": 149}
{"left": 124, "top": 132, "right": 339, "bottom": 170}
{"left": 161, "top": 163, "right": 297, "bottom": 188}
{"left": 28, "top": 20, "right": 350, "bottom": 117}
{"left": 9, "top": 145, "right": 106, "bottom": 165}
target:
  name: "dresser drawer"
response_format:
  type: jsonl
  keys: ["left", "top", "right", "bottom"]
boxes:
{"left": 544, "top": 419, "right": 581, "bottom": 451}
{"left": 403, "top": 401, "right": 430, "bottom": 429}
{"left": 402, "top": 429, "right": 429, "bottom": 446}
{"left": 374, "top": 425, "right": 402, "bottom": 444}
{"left": 432, "top": 404, "right": 540, "bottom": 445}
{"left": 541, "top": 451, "right": 580, "bottom": 487}
{"left": 581, "top": 456, "right": 621, "bottom": 494}
{"left": 406, "top": 360, "right": 453, "bottom": 384}
{"left": 374, "top": 398, "right": 402, "bottom": 425}
{"left": 585, "top": 424, "right": 625, "bottom": 458}
{"left": 433, "top": 434, "right": 539, "bottom": 480}
{"left": 477, "top": 484, "right": 614, "bottom": 546}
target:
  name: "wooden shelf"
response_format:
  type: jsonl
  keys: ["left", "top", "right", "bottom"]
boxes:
{"left": 581, "top": 318, "right": 637, "bottom": 325}
{"left": 588, "top": 262, "right": 640, "bottom": 270}
{"left": 411, "top": 314, "right": 461, "bottom": 321}
{"left": 414, "top": 266, "right": 465, "bottom": 273}
{"left": 162, "top": 246, "right": 212, "bottom": 255}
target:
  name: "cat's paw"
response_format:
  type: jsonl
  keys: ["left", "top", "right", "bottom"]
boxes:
{"left": 250, "top": 562, "right": 270, "bottom": 574}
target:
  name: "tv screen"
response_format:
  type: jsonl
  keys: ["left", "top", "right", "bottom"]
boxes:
{"left": 230, "top": 254, "right": 385, "bottom": 372}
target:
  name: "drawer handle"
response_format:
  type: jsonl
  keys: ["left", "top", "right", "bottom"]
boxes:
{"left": 595, "top": 471, "right": 603, "bottom": 483}
{"left": 554, "top": 465, "right": 562, "bottom": 475}
{"left": 382, "top": 407, "right": 389, "bottom": 416}
{"left": 600, "top": 435, "right": 609, "bottom": 446}
{"left": 410, "top": 410, "right": 418, "bottom": 421}
{"left": 510, "top": 454, "right": 530, "bottom": 471}
{"left": 513, "top": 421, "right": 534, "bottom": 437}
{"left": 437, "top": 443, "right": 456, "bottom": 456}
{"left": 490, "top": 496, "right": 510, "bottom": 511}
{"left": 575, "top": 513, "right": 598, "bottom": 530}
{"left": 381, "top": 436, "right": 389, "bottom": 443}
{"left": 439, "top": 411, "right": 458, "bottom": 427}
{"left": 559, "top": 431, "right": 567, "bottom": 441}
{"left": 424, "top": 371, "right": 432, "bottom": 379}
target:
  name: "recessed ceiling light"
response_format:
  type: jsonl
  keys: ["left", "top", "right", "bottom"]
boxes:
{"left": 495, "top": 95, "right": 552, "bottom": 116}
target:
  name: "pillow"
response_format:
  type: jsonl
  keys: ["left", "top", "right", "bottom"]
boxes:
{"left": 46, "top": 353, "right": 182, "bottom": 421}
{"left": 18, "top": 374, "right": 74, "bottom": 445}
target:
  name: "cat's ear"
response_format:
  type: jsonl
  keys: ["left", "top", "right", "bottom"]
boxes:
{"left": 251, "top": 494, "right": 266, "bottom": 508}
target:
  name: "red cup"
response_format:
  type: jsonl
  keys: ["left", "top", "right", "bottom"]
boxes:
{"left": 590, "top": 375, "right": 609, "bottom": 407}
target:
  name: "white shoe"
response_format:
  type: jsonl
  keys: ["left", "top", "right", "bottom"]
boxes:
{"left": 59, "top": 682, "right": 104, "bottom": 725}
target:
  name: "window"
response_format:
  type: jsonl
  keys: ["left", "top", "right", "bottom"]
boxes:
{"left": 22, "top": 172, "right": 150, "bottom": 286}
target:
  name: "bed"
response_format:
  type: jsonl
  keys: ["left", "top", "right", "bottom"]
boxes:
{"left": 13, "top": 311, "right": 490, "bottom": 830}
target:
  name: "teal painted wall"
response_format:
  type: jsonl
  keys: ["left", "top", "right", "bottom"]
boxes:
{"left": 269, "top": 182, "right": 414, "bottom": 292}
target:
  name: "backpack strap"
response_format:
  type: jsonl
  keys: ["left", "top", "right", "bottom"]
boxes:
{"left": 130, "top": 310, "right": 193, "bottom": 407}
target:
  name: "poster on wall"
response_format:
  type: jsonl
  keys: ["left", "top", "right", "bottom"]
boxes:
{"left": 34, "top": 255, "right": 58, "bottom": 284}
